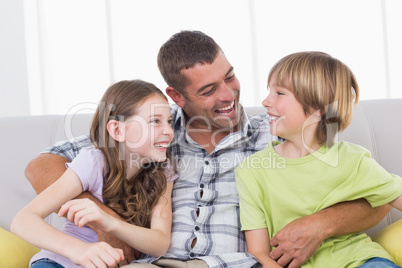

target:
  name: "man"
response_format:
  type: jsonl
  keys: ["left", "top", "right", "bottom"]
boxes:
{"left": 26, "top": 30, "right": 390, "bottom": 268}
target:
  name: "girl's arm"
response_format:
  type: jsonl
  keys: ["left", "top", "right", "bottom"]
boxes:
{"left": 11, "top": 168, "right": 123, "bottom": 267}
{"left": 25, "top": 153, "right": 135, "bottom": 264}
{"left": 245, "top": 229, "right": 282, "bottom": 268}
{"left": 61, "top": 180, "right": 175, "bottom": 257}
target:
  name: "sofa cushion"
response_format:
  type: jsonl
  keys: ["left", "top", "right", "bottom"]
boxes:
{"left": 373, "top": 219, "right": 402, "bottom": 265}
{"left": 0, "top": 227, "right": 40, "bottom": 267}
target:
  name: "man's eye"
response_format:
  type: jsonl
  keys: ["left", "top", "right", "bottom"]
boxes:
{"left": 202, "top": 88, "right": 215, "bottom": 96}
{"left": 226, "top": 74, "right": 235, "bottom": 81}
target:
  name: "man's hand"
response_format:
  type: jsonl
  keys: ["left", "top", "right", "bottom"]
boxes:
{"left": 269, "top": 215, "right": 323, "bottom": 268}
{"left": 269, "top": 200, "right": 391, "bottom": 268}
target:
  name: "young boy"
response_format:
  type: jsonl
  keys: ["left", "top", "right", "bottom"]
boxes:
{"left": 235, "top": 51, "right": 402, "bottom": 268}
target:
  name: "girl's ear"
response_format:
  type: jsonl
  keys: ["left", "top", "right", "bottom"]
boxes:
{"left": 107, "top": 120, "right": 125, "bottom": 142}
{"left": 166, "top": 87, "right": 186, "bottom": 108}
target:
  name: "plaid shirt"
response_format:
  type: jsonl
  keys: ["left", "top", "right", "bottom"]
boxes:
{"left": 43, "top": 105, "right": 272, "bottom": 268}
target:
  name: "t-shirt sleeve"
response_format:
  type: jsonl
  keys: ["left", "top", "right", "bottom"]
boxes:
{"left": 41, "top": 134, "right": 93, "bottom": 161}
{"left": 66, "top": 148, "right": 105, "bottom": 201}
{"left": 235, "top": 164, "right": 268, "bottom": 231}
{"left": 350, "top": 151, "right": 402, "bottom": 207}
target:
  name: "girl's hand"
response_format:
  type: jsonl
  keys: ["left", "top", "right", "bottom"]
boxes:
{"left": 68, "top": 241, "right": 124, "bottom": 268}
{"left": 59, "top": 198, "right": 115, "bottom": 232}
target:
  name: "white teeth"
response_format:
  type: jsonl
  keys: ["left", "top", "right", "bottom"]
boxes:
{"left": 267, "top": 114, "right": 280, "bottom": 122}
{"left": 154, "top": 143, "right": 168, "bottom": 148}
{"left": 217, "top": 101, "right": 235, "bottom": 112}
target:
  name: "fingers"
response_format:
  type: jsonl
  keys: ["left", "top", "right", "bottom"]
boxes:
{"left": 60, "top": 199, "right": 99, "bottom": 228}
{"left": 78, "top": 242, "right": 124, "bottom": 268}
{"left": 270, "top": 244, "right": 294, "bottom": 267}
{"left": 96, "top": 245, "right": 124, "bottom": 268}
{"left": 270, "top": 234, "right": 279, "bottom": 247}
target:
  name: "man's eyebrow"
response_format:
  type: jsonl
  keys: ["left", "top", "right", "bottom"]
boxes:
{"left": 196, "top": 67, "right": 234, "bottom": 94}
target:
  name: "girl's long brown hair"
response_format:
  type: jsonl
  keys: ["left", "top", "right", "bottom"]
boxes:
{"left": 90, "top": 80, "right": 171, "bottom": 228}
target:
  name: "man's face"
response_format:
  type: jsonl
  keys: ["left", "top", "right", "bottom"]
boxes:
{"left": 180, "top": 51, "right": 241, "bottom": 132}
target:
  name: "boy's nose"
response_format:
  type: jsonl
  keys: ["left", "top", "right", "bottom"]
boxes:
{"left": 262, "top": 94, "right": 272, "bottom": 108}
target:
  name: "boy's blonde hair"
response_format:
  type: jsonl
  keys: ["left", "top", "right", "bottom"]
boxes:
{"left": 268, "top": 51, "right": 359, "bottom": 146}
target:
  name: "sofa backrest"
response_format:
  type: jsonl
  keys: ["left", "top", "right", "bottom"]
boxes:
{"left": 1, "top": 99, "right": 401, "bottom": 237}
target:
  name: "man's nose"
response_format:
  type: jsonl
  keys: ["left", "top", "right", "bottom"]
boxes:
{"left": 218, "top": 83, "right": 235, "bottom": 102}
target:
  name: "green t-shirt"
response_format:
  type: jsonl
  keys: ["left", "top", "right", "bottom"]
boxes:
{"left": 235, "top": 141, "right": 402, "bottom": 267}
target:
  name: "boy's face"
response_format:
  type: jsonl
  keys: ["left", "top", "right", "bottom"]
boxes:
{"left": 262, "top": 78, "right": 309, "bottom": 139}
{"left": 178, "top": 51, "right": 241, "bottom": 132}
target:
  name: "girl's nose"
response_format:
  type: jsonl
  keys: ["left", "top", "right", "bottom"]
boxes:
{"left": 163, "top": 124, "right": 174, "bottom": 136}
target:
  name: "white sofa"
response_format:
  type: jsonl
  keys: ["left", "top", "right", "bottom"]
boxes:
{"left": 1, "top": 100, "right": 402, "bottom": 265}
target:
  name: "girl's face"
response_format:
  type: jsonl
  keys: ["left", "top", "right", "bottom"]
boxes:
{"left": 262, "top": 78, "right": 308, "bottom": 140}
{"left": 123, "top": 94, "right": 173, "bottom": 167}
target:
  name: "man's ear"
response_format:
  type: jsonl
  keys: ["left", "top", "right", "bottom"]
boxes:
{"left": 166, "top": 87, "right": 186, "bottom": 108}
{"left": 107, "top": 120, "right": 125, "bottom": 142}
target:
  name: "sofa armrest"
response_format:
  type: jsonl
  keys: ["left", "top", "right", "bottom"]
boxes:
{"left": 0, "top": 227, "right": 40, "bottom": 267}
{"left": 372, "top": 220, "right": 402, "bottom": 265}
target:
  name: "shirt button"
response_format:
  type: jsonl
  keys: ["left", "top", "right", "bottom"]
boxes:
{"left": 190, "top": 253, "right": 195, "bottom": 258}
{"left": 199, "top": 183, "right": 204, "bottom": 188}
{"left": 195, "top": 226, "right": 200, "bottom": 231}
{"left": 204, "top": 160, "right": 209, "bottom": 165}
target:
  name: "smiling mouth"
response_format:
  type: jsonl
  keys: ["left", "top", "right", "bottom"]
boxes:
{"left": 267, "top": 114, "right": 282, "bottom": 123}
{"left": 154, "top": 142, "right": 169, "bottom": 149}
{"left": 216, "top": 101, "right": 235, "bottom": 116}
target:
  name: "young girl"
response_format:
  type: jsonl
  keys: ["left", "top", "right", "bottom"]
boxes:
{"left": 235, "top": 52, "right": 402, "bottom": 267}
{"left": 11, "top": 80, "right": 177, "bottom": 268}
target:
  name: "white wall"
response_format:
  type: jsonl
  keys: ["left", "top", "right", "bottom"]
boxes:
{"left": 0, "top": 0, "right": 30, "bottom": 117}
{"left": 1, "top": 0, "right": 401, "bottom": 118}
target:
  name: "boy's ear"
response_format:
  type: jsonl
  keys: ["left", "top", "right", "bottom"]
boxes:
{"left": 312, "top": 109, "right": 322, "bottom": 117}
{"left": 166, "top": 87, "right": 186, "bottom": 108}
{"left": 107, "top": 120, "right": 125, "bottom": 142}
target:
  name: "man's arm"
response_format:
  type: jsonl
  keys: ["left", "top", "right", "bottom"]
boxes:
{"left": 25, "top": 153, "right": 136, "bottom": 264}
{"left": 269, "top": 199, "right": 391, "bottom": 268}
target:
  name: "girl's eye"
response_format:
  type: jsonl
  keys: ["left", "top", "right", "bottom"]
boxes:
{"left": 150, "top": 119, "right": 160, "bottom": 124}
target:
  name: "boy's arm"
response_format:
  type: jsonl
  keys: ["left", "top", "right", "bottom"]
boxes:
{"left": 25, "top": 153, "right": 135, "bottom": 264}
{"left": 389, "top": 195, "right": 402, "bottom": 210}
{"left": 269, "top": 199, "right": 391, "bottom": 268}
{"left": 245, "top": 229, "right": 281, "bottom": 268}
